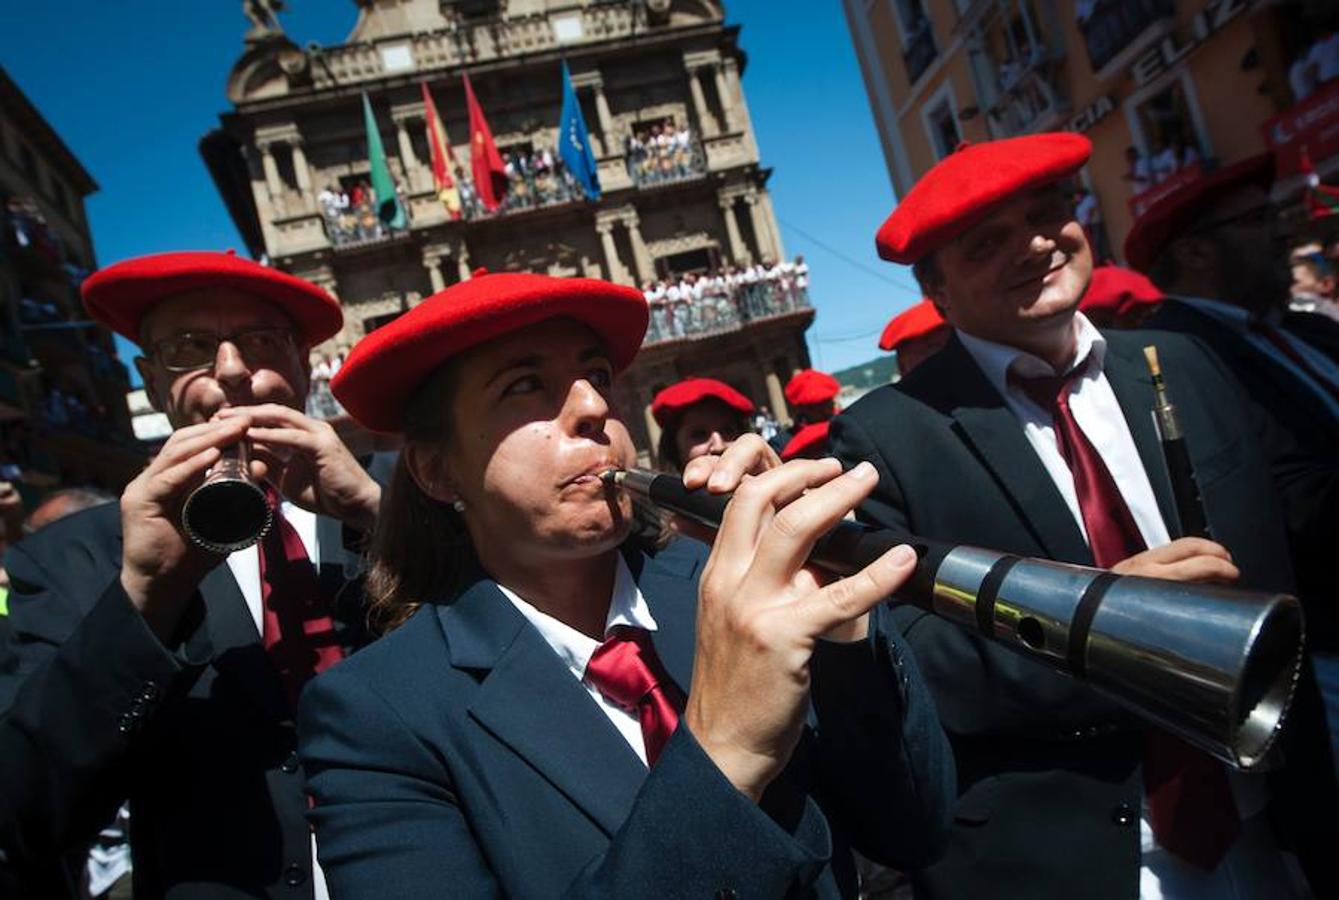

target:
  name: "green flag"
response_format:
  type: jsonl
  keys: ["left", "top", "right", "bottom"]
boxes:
{"left": 361, "top": 93, "right": 407, "bottom": 230}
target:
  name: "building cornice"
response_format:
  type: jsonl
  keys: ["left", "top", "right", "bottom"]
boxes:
{"left": 0, "top": 66, "right": 98, "bottom": 195}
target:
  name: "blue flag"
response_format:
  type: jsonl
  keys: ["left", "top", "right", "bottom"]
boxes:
{"left": 558, "top": 61, "right": 601, "bottom": 201}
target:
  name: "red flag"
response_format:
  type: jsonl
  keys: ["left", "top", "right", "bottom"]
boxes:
{"left": 463, "top": 73, "right": 507, "bottom": 212}
{"left": 421, "top": 82, "right": 462, "bottom": 219}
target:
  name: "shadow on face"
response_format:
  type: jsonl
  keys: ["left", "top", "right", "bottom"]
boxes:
{"left": 929, "top": 187, "right": 1093, "bottom": 349}
{"left": 673, "top": 399, "right": 748, "bottom": 468}
{"left": 136, "top": 289, "right": 310, "bottom": 428}
{"left": 414, "top": 317, "right": 638, "bottom": 567}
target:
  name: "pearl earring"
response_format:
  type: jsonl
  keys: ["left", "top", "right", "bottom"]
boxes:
{"left": 451, "top": 498, "right": 467, "bottom": 513}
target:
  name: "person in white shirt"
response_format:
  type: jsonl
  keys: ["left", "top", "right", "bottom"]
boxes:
{"left": 1124, "top": 146, "right": 1153, "bottom": 194}
{"left": 0, "top": 251, "right": 383, "bottom": 899}
{"left": 842, "top": 131, "right": 1333, "bottom": 899}
{"left": 1150, "top": 140, "right": 1180, "bottom": 183}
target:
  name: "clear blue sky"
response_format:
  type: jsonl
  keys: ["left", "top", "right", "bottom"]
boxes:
{"left": 5, "top": 0, "right": 923, "bottom": 375}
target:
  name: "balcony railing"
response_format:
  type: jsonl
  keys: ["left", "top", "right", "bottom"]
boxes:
{"left": 644, "top": 277, "right": 811, "bottom": 347}
{"left": 902, "top": 18, "right": 939, "bottom": 85}
{"left": 307, "top": 380, "right": 345, "bottom": 420}
{"left": 1080, "top": 0, "right": 1174, "bottom": 74}
{"left": 626, "top": 137, "right": 707, "bottom": 188}
{"left": 310, "top": 4, "right": 640, "bottom": 91}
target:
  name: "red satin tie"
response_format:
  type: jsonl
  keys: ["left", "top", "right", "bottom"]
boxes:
{"left": 258, "top": 490, "right": 345, "bottom": 711}
{"left": 1017, "top": 366, "right": 1240, "bottom": 871}
{"left": 584, "top": 625, "right": 685, "bottom": 766}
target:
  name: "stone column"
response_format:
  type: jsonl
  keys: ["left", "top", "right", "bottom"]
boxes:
{"left": 259, "top": 144, "right": 284, "bottom": 202}
{"left": 688, "top": 68, "right": 720, "bottom": 137}
{"left": 593, "top": 82, "right": 615, "bottom": 156}
{"left": 596, "top": 220, "right": 628, "bottom": 283}
{"left": 423, "top": 250, "right": 446, "bottom": 293}
{"left": 456, "top": 240, "right": 473, "bottom": 282}
{"left": 765, "top": 370, "right": 789, "bottom": 425}
{"left": 723, "top": 57, "right": 759, "bottom": 157}
{"left": 290, "top": 139, "right": 314, "bottom": 203}
{"left": 758, "top": 189, "right": 787, "bottom": 261}
{"left": 622, "top": 212, "right": 654, "bottom": 285}
{"left": 745, "top": 191, "right": 777, "bottom": 264}
{"left": 718, "top": 193, "right": 749, "bottom": 264}
{"left": 396, "top": 118, "right": 420, "bottom": 189}
{"left": 644, "top": 402, "right": 662, "bottom": 461}
{"left": 712, "top": 63, "right": 738, "bottom": 132}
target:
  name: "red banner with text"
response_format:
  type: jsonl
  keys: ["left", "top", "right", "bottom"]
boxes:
{"left": 1262, "top": 79, "right": 1339, "bottom": 177}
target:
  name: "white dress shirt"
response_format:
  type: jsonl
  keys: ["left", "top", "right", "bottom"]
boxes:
{"left": 956, "top": 313, "right": 1170, "bottom": 551}
{"left": 498, "top": 554, "right": 659, "bottom": 767}
{"left": 225, "top": 501, "right": 320, "bottom": 635}
{"left": 222, "top": 502, "right": 329, "bottom": 900}
{"left": 1175, "top": 295, "right": 1339, "bottom": 420}
{"left": 957, "top": 313, "right": 1303, "bottom": 900}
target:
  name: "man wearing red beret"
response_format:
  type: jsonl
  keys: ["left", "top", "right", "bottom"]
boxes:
{"left": 878, "top": 300, "right": 950, "bottom": 377}
{"left": 831, "top": 133, "right": 1337, "bottom": 898}
{"left": 1130, "top": 156, "right": 1339, "bottom": 783}
{"left": 0, "top": 251, "right": 383, "bottom": 898}
{"left": 1077, "top": 265, "right": 1164, "bottom": 330}
{"left": 650, "top": 377, "right": 755, "bottom": 471}
{"left": 772, "top": 369, "right": 840, "bottom": 457}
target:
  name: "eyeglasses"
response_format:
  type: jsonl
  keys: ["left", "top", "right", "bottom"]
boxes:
{"left": 150, "top": 327, "right": 297, "bottom": 373}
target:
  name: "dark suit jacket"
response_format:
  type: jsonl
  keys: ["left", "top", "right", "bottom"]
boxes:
{"left": 1285, "top": 307, "right": 1339, "bottom": 365}
{"left": 297, "top": 539, "right": 955, "bottom": 900}
{"left": 0, "top": 502, "right": 368, "bottom": 899}
{"left": 830, "top": 329, "right": 1337, "bottom": 899}
{"left": 1144, "top": 299, "right": 1339, "bottom": 646}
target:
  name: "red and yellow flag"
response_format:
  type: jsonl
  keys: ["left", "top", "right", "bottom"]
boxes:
{"left": 463, "top": 72, "right": 508, "bottom": 212}
{"left": 421, "top": 82, "right": 461, "bottom": 219}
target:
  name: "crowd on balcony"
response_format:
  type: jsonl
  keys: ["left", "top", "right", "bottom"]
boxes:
{"left": 625, "top": 119, "right": 703, "bottom": 186}
{"left": 641, "top": 256, "right": 809, "bottom": 344}
{"left": 492, "top": 145, "right": 588, "bottom": 214}
{"left": 1122, "top": 135, "right": 1201, "bottom": 195}
{"left": 318, "top": 181, "right": 411, "bottom": 247}
{"left": 1290, "top": 31, "right": 1339, "bottom": 103}
{"left": 307, "top": 350, "right": 348, "bottom": 419}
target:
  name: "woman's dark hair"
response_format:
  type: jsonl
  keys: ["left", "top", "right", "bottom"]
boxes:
{"left": 365, "top": 362, "right": 474, "bottom": 633}
{"left": 366, "top": 358, "right": 667, "bottom": 633}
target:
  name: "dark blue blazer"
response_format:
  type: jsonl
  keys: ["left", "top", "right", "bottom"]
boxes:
{"left": 298, "top": 539, "right": 954, "bottom": 899}
{"left": 830, "top": 329, "right": 1339, "bottom": 899}
{"left": 0, "top": 502, "right": 369, "bottom": 899}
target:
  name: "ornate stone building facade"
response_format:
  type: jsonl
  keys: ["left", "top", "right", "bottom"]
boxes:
{"left": 0, "top": 67, "right": 142, "bottom": 496}
{"left": 844, "top": 0, "right": 1337, "bottom": 258}
{"left": 205, "top": 0, "right": 813, "bottom": 461}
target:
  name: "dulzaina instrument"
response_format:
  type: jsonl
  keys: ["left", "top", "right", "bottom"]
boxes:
{"left": 601, "top": 467, "right": 1303, "bottom": 771}
{"left": 1145, "top": 345, "right": 1211, "bottom": 539}
{"left": 181, "top": 442, "right": 273, "bottom": 554}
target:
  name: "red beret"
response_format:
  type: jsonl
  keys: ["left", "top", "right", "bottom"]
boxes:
{"left": 81, "top": 251, "right": 343, "bottom": 345}
{"left": 332, "top": 271, "right": 648, "bottom": 433}
{"left": 1123, "top": 154, "right": 1275, "bottom": 272}
{"left": 878, "top": 299, "right": 947, "bottom": 351}
{"left": 1079, "top": 266, "right": 1164, "bottom": 317}
{"left": 876, "top": 133, "right": 1092, "bottom": 264}
{"left": 780, "top": 421, "right": 830, "bottom": 461}
{"left": 651, "top": 378, "right": 754, "bottom": 429}
{"left": 784, "top": 369, "right": 841, "bottom": 407}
